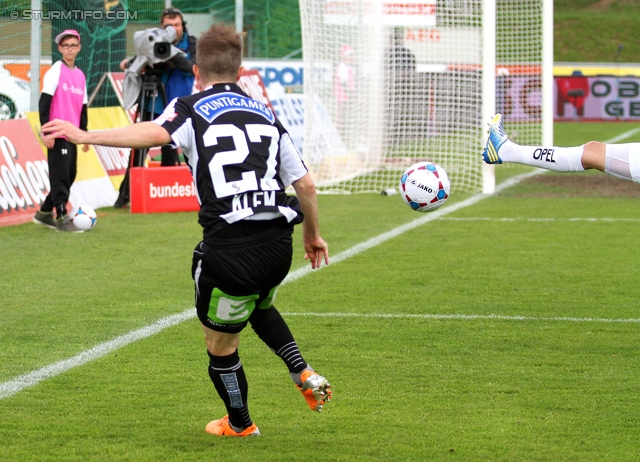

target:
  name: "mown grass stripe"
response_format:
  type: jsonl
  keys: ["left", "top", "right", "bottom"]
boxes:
{"left": 0, "top": 169, "right": 549, "bottom": 400}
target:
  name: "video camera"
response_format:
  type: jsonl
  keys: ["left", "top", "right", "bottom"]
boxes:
{"left": 134, "top": 25, "right": 179, "bottom": 64}
{"left": 122, "top": 25, "right": 185, "bottom": 109}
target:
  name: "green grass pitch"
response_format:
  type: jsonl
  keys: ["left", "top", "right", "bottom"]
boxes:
{"left": 1, "top": 122, "right": 639, "bottom": 461}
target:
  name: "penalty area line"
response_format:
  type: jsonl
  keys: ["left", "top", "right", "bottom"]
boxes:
{"left": 281, "top": 312, "right": 640, "bottom": 324}
{"left": 0, "top": 170, "right": 540, "bottom": 401}
{"left": 440, "top": 217, "right": 640, "bottom": 222}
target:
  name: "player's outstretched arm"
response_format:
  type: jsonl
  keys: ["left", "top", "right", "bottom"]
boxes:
{"left": 41, "top": 119, "right": 172, "bottom": 149}
{"left": 292, "top": 173, "right": 329, "bottom": 269}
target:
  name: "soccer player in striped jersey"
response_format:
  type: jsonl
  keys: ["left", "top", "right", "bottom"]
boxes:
{"left": 43, "top": 23, "right": 332, "bottom": 437}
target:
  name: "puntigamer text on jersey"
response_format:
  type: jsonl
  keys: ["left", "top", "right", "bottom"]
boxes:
{"left": 195, "top": 92, "right": 275, "bottom": 124}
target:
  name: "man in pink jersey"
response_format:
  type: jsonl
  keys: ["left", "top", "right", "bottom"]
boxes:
{"left": 33, "top": 29, "right": 89, "bottom": 233}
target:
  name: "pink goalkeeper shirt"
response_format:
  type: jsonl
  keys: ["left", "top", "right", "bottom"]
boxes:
{"left": 41, "top": 60, "right": 87, "bottom": 127}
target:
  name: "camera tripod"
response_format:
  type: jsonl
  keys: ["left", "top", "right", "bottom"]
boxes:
{"left": 115, "top": 69, "right": 179, "bottom": 208}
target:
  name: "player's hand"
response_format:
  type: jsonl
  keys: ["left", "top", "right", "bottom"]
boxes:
{"left": 304, "top": 237, "right": 329, "bottom": 269}
{"left": 42, "top": 136, "right": 54, "bottom": 149}
{"left": 42, "top": 119, "right": 84, "bottom": 145}
{"left": 119, "top": 58, "right": 129, "bottom": 70}
{"left": 82, "top": 144, "right": 90, "bottom": 152}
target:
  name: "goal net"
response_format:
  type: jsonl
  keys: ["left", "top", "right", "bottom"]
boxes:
{"left": 299, "top": 0, "right": 552, "bottom": 193}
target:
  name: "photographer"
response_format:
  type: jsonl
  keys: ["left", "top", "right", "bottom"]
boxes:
{"left": 120, "top": 7, "right": 196, "bottom": 166}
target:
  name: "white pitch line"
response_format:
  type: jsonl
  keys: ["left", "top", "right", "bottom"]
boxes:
{"left": 0, "top": 167, "right": 608, "bottom": 401}
{"left": 281, "top": 312, "right": 640, "bottom": 324}
{"left": 440, "top": 217, "right": 640, "bottom": 222}
{"left": 604, "top": 126, "right": 640, "bottom": 144}
{"left": 0, "top": 309, "right": 196, "bottom": 400}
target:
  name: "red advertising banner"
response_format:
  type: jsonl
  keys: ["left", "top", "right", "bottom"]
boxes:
{"left": 555, "top": 76, "right": 640, "bottom": 121}
{"left": 497, "top": 75, "right": 640, "bottom": 122}
{"left": 129, "top": 166, "right": 199, "bottom": 214}
{"left": 0, "top": 120, "right": 50, "bottom": 227}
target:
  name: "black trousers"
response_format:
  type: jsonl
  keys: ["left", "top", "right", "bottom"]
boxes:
{"left": 41, "top": 138, "right": 77, "bottom": 217}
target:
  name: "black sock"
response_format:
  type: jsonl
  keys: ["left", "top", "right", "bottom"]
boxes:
{"left": 207, "top": 350, "right": 253, "bottom": 430}
{"left": 55, "top": 203, "right": 67, "bottom": 218}
{"left": 250, "top": 306, "right": 308, "bottom": 374}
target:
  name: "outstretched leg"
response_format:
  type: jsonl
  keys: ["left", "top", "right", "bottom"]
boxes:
{"left": 482, "top": 114, "right": 640, "bottom": 183}
{"left": 250, "top": 306, "right": 332, "bottom": 411}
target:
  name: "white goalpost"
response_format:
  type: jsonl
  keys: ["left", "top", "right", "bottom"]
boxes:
{"left": 299, "top": 0, "right": 553, "bottom": 194}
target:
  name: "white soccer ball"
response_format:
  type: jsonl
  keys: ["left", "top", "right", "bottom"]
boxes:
{"left": 73, "top": 205, "right": 97, "bottom": 231}
{"left": 399, "top": 162, "right": 450, "bottom": 212}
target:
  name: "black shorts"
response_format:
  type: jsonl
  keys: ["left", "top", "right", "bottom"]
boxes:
{"left": 192, "top": 221, "right": 294, "bottom": 333}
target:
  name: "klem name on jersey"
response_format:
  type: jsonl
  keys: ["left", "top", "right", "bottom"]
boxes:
{"left": 231, "top": 190, "right": 276, "bottom": 212}
{"left": 195, "top": 92, "right": 275, "bottom": 124}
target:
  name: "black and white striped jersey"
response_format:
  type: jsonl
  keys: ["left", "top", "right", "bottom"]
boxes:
{"left": 154, "top": 83, "right": 308, "bottom": 238}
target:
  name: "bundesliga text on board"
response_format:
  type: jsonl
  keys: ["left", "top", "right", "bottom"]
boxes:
{"left": 149, "top": 181, "right": 196, "bottom": 200}
{"left": 12, "top": 10, "right": 138, "bottom": 20}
